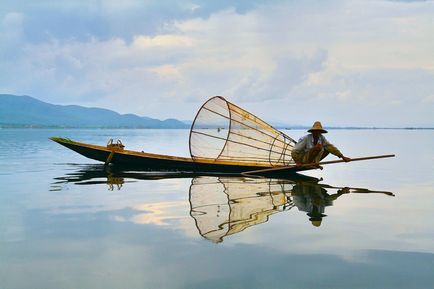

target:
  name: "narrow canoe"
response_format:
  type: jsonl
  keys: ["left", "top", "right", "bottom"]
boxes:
{"left": 50, "top": 137, "right": 308, "bottom": 174}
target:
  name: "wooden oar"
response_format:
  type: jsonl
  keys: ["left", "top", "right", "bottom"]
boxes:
{"left": 317, "top": 184, "right": 395, "bottom": 196}
{"left": 242, "top": 154, "right": 395, "bottom": 175}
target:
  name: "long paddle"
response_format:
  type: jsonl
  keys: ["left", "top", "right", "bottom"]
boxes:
{"left": 242, "top": 154, "right": 395, "bottom": 175}
{"left": 312, "top": 183, "right": 395, "bottom": 196}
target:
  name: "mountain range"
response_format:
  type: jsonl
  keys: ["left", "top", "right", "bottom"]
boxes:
{"left": 0, "top": 94, "right": 190, "bottom": 128}
{"left": 2, "top": 94, "right": 430, "bottom": 130}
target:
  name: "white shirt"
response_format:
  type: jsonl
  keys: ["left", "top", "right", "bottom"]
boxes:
{"left": 293, "top": 134, "right": 330, "bottom": 153}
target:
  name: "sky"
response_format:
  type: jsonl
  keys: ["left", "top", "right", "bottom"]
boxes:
{"left": 0, "top": 0, "right": 433, "bottom": 127}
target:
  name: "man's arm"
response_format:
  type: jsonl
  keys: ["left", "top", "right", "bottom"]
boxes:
{"left": 322, "top": 136, "right": 351, "bottom": 162}
{"left": 293, "top": 136, "right": 307, "bottom": 152}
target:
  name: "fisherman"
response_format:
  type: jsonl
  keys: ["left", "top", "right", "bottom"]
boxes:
{"left": 291, "top": 121, "right": 351, "bottom": 167}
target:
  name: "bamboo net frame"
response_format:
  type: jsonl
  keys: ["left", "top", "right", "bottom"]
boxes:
{"left": 189, "top": 176, "right": 295, "bottom": 243}
{"left": 189, "top": 96, "right": 296, "bottom": 166}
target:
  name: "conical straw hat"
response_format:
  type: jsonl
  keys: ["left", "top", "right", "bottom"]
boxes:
{"left": 307, "top": 121, "right": 328, "bottom": 133}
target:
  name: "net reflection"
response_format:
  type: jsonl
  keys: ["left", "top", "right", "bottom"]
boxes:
{"left": 190, "top": 177, "right": 295, "bottom": 243}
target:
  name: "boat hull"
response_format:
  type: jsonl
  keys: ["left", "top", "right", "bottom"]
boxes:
{"left": 50, "top": 137, "right": 293, "bottom": 174}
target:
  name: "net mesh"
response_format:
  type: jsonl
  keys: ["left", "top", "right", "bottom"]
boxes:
{"left": 189, "top": 176, "right": 295, "bottom": 243}
{"left": 189, "top": 96, "right": 296, "bottom": 166}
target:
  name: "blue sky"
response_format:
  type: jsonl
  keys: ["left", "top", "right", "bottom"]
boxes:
{"left": 1, "top": 0, "right": 433, "bottom": 127}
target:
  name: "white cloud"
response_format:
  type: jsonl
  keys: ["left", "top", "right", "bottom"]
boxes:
{"left": 422, "top": 95, "right": 434, "bottom": 103}
{"left": 0, "top": 12, "right": 24, "bottom": 52}
{"left": 1, "top": 12, "right": 23, "bottom": 33}
{"left": 0, "top": 0, "right": 433, "bottom": 126}
{"left": 132, "top": 35, "right": 193, "bottom": 48}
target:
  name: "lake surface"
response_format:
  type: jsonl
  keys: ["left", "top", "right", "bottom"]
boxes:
{"left": 1, "top": 128, "right": 433, "bottom": 289}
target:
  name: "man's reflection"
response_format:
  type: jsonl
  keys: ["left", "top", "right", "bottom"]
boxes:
{"left": 292, "top": 182, "right": 349, "bottom": 227}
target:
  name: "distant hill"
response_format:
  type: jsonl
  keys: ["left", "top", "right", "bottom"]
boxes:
{"left": 0, "top": 94, "right": 190, "bottom": 128}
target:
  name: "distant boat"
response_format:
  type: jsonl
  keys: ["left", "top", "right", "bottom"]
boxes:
{"left": 51, "top": 96, "right": 394, "bottom": 175}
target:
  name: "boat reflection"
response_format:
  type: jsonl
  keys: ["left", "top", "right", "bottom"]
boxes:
{"left": 51, "top": 164, "right": 223, "bottom": 191}
{"left": 53, "top": 165, "right": 394, "bottom": 242}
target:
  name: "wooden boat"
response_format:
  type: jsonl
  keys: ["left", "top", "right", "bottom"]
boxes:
{"left": 51, "top": 96, "right": 394, "bottom": 174}
{"left": 51, "top": 96, "right": 306, "bottom": 174}
{"left": 49, "top": 137, "right": 305, "bottom": 173}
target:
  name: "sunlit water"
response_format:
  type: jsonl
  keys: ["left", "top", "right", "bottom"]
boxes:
{"left": 1, "top": 128, "right": 433, "bottom": 289}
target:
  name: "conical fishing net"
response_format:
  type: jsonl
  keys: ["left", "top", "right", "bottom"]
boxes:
{"left": 189, "top": 96, "right": 296, "bottom": 166}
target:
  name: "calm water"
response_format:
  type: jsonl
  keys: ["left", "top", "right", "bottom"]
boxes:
{"left": 1, "top": 129, "right": 433, "bottom": 289}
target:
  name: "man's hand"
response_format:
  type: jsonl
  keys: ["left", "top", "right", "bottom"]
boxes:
{"left": 313, "top": 143, "right": 322, "bottom": 151}
{"left": 341, "top": 156, "right": 351, "bottom": 162}
{"left": 338, "top": 187, "right": 351, "bottom": 194}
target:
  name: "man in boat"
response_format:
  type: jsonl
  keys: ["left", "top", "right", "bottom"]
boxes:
{"left": 291, "top": 121, "right": 351, "bottom": 167}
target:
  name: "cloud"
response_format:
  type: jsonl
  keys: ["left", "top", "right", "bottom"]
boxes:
{"left": 0, "top": 0, "right": 278, "bottom": 43}
{"left": 132, "top": 34, "right": 193, "bottom": 48}
{"left": 0, "top": 12, "right": 24, "bottom": 54}
{"left": 0, "top": 0, "right": 433, "bottom": 126}
{"left": 1, "top": 12, "right": 23, "bottom": 35}
{"left": 387, "top": 0, "right": 433, "bottom": 3}
{"left": 1, "top": 8, "right": 330, "bottom": 113}
{"left": 423, "top": 95, "right": 434, "bottom": 103}
{"left": 229, "top": 50, "right": 329, "bottom": 102}
{"left": 259, "top": 67, "right": 434, "bottom": 127}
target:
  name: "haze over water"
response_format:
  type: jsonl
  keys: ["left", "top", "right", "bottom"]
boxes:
{"left": 1, "top": 128, "right": 433, "bottom": 289}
